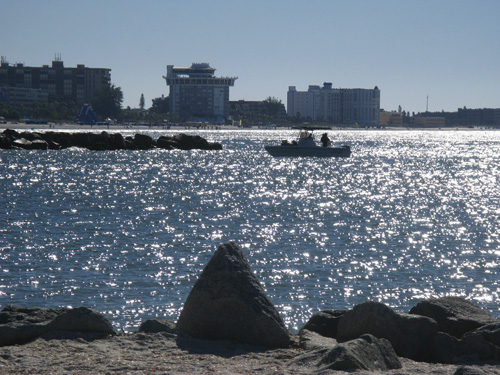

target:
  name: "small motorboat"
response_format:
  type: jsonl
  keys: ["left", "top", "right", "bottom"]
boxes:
{"left": 264, "top": 128, "right": 351, "bottom": 157}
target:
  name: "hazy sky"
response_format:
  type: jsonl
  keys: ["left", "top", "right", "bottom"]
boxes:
{"left": 2, "top": 0, "right": 499, "bottom": 113}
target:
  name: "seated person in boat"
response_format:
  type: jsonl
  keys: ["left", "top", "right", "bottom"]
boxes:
{"left": 321, "top": 133, "right": 330, "bottom": 147}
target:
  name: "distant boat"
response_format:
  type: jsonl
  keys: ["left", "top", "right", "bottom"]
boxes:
{"left": 264, "top": 127, "right": 351, "bottom": 157}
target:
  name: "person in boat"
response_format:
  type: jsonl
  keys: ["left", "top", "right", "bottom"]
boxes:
{"left": 321, "top": 133, "right": 330, "bottom": 147}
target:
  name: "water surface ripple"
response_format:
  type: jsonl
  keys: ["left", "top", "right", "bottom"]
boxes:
{"left": 1, "top": 129, "right": 499, "bottom": 332}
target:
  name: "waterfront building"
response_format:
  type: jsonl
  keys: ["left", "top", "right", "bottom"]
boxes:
{"left": 413, "top": 116, "right": 446, "bottom": 127}
{"left": 229, "top": 100, "right": 287, "bottom": 119}
{"left": 379, "top": 110, "right": 403, "bottom": 126}
{"left": 457, "top": 107, "right": 500, "bottom": 126}
{"left": 164, "top": 63, "right": 237, "bottom": 120}
{"left": 0, "top": 57, "right": 111, "bottom": 107}
{"left": 287, "top": 83, "right": 380, "bottom": 125}
{"left": 0, "top": 85, "right": 48, "bottom": 106}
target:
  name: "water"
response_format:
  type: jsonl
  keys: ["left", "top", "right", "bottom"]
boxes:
{"left": 1, "top": 128, "right": 500, "bottom": 332}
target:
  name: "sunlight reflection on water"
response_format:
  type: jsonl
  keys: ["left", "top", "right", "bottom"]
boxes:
{"left": 1, "top": 129, "right": 500, "bottom": 332}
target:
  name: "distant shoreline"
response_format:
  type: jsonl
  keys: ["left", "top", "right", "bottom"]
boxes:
{"left": 1, "top": 122, "right": 497, "bottom": 132}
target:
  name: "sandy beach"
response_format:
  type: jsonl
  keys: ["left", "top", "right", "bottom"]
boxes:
{"left": 2, "top": 331, "right": 499, "bottom": 375}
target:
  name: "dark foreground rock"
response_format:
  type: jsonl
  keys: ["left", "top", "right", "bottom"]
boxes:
{"left": 336, "top": 301, "right": 438, "bottom": 362}
{"left": 138, "top": 318, "right": 176, "bottom": 334}
{"left": 176, "top": 242, "right": 291, "bottom": 348}
{"left": 300, "top": 297, "right": 500, "bottom": 366}
{"left": 409, "top": 296, "right": 499, "bottom": 338}
{"left": 0, "top": 305, "right": 115, "bottom": 347}
{"left": 0, "top": 129, "right": 222, "bottom": 151}
{"left": 292, "top": 334, "right": 401, "bottom": 372}
{"left": 300, "top": 309, "right": 346, "bottom": 339}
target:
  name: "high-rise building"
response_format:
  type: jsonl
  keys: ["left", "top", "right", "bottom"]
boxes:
{"left": 164, "top": 63, "right": 237, "bottom": 120}
{"left": 0, "top": 57, "right": 111, "bottom": 107}
{"left": 287, "top": 83, "right": 380, "bottom": 125}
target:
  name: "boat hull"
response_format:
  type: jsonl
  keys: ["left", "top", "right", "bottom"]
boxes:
{"left": 265, "top": 145, "right": 351, "bottom": 157}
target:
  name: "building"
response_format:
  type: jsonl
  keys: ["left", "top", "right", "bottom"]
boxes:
{"left": 0, "top": 57, "right": 111, "bottom": 107}
{"left": 457, "top": 107, "right": 500, "bottom": 126}
{"left": 287, "top": 83, "right": 380, "bottom": 125}
{"left": 229, "top": 100, "right": 287, "bottom": 119}
{"left": 0, "top": 85, "right": 48, "bottom": 106}
{"left": 164, "top": 63, "right": 237, "bottom": 120}
{"left": 413, "top": 116, "right": 446, "bottom": 127}
{"left": 379, "top": 110, "right": 403, "bottom": 126}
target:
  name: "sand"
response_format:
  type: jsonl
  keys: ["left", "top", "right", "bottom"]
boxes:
{"left": 1, "top": 332, "right": 499, "bottom": 375}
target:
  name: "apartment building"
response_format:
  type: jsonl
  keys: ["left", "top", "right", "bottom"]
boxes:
{"left": 287, "top": 83, "right": 380, "bottom": 125}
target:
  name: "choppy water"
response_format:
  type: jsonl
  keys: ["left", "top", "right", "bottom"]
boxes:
{"left": 1, "top": 128, "right": 500, "bottom": 332}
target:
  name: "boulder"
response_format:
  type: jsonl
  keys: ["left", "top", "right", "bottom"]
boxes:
{"left": 2, "top": 128, "right": 20, "bottom": 140}
{"left": 109, "top": 133, "right": 126, "bottom": 150}
{"left": 0, "top": 134, "right": 13, "bottom": 149}
{"left": 291, "top": 334, "right": 401, "bottom": 372}
{"left": 12, "top": 138, "right": 48, "bottom": 150}
{"left": 46, "top": 131, "right": 75, "bottom": 148}
{"left": 87, "top": 132, "right": 110, "bottom": 150}
{"left": 299, "top": 329, "right": 337, "bottom": 351}
{"left": 0, "top": 305, "right": 115, "bottom": 346}
{"left": 454, "top": 366, "right": 500, "bottom": 375}
{"left": 336, "top": 301, "right": 438, "bottom": 362}
{"left": 432, "top": 329, "right": 500, "bottom": 364}
{"left": 156, "top": 136, "right": 174, "bottom": 150}
{"left": 47, "top": 306, "right": 114, "bottom": 334}
{"left": 161, "top": 133, "right": 221, "bottom": 150}
{"left": 409, "top": 297, "right": 499, "bottom": 338}
{"left": 300, "top": 309, "right": 345, "bottom": 338}
{"left": 167, "top": 133, "right": 197, "bottom": 150}
{"left": 133, "top": 133, "right": 156, "bottom": 149}
{"left": 19, "top": 131, "right": 43, "bottom": 141}
{"left": 139, "top": 319, "right": 176, "bottom": 334}
{"left": 176, "top": 242, "right": 290, "bottom": 347}
{"left": 465, "top": 322, "right": 500, "bottom": 348}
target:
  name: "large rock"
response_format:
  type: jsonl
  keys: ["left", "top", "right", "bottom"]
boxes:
{"left": 432, "top": 329, "right": 500, "bottom": 364}
{"left": 336, "top": 301, "right": 438, "bottom": 362}
{"left": 409, "top": 297, "right": 499, "bottom": 338}
{"left": 139, "top": 319, "right": 176, "bottom": 334}
{"left": 0, "top": 305, "right": 115, "bottom": 346}
{"left": 291, "top": 334, "right": 401, "bottom": 371}
{"left": 176, "top": 242, "right": 290, "bottom": 347}
{"left": 12, "top": 138, "right": 49, "bottom": 150}
{"left": 299, "top": 329, "right": 337, "bottom": 351}
{"left": 133, "top": 133, "right": 156, "bottom": 149}
{"left": 466, "top": 322, "right": 500, "bottom": 348}
{"left": 159, "top": 133, "right": 222, "bottom": 150}
{"left": 300, "top": 309, "right": 345, "bottom": 339}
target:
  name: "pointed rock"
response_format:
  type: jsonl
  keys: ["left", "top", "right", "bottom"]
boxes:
{"left": 176, "top": 242, "right": 290, "bottom": 347}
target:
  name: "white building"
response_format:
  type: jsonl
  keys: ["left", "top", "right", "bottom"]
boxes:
{"left": 287, "top": 83, "right": 380, "bottom": 125}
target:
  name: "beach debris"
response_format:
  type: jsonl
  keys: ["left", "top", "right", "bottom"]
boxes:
{"left": 409, "top": 296, "right": 499, "bottom": 339}
{"left": 176, "top": 242, "right": 290, "bottom": 347}
{"left": 0, "top": 305, "right": 115, "bottom": 347}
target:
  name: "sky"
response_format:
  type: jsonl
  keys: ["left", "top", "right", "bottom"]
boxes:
{"left": 2, "top": 0, "right": 499, "bottom": 114}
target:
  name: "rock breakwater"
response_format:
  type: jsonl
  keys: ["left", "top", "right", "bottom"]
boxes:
{"left": 0, "top": 129, "right": 222, "bottom": 151}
